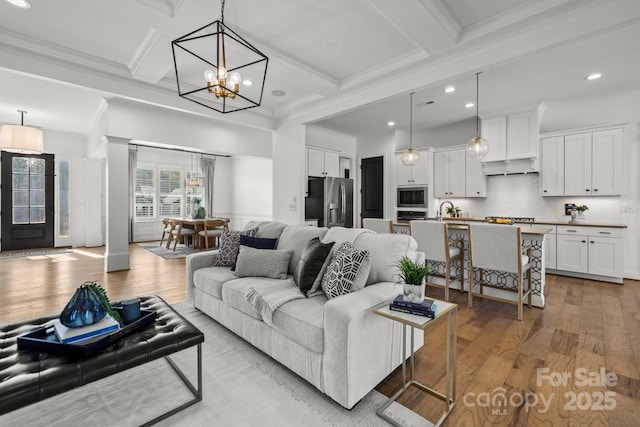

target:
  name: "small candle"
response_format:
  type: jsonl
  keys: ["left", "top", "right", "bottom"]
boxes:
{"left": 121, "top": 298, "right": 141, "bottom": 324}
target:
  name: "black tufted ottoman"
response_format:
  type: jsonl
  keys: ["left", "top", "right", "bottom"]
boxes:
{"left": 0, "top": 295, "right": 203, "bottom": 425}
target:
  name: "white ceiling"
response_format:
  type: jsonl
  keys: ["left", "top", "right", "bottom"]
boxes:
{"left": 0, "top": 0, "right": 639, "bottom": 138}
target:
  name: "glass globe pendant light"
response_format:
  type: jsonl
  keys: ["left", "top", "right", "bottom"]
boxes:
{"left": 467, "top": 72, "right": 489, "bottom": 159}
{"left": 401, "top": 92, "right": 419, "bottom": 166}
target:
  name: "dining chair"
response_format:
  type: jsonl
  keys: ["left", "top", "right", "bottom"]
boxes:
{"left": 168, "top": 219, "right": 196, "bottom": 251}
{"left": 410, "top": 220, "right": 465, "bottom": 302}
{"left": 198, "top": 219, "right": 228, "bottom": 249}
{"left": 362, "top": 218, "right": 393, "bottom": 233}
{"left": 468, "top": 223, "right": 532, "bottom": 320}
{"left": 159, "top": 218, "right": 173, "bottom": 247}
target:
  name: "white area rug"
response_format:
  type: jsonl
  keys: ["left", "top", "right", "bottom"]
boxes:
{"left": 137, "top": 242, "right": 203, "bottom": 259}
{"left": 2, "top": 303, "right": 431, "bottom": 427}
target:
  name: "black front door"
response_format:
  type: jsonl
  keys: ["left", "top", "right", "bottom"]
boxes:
{"left": 1, "top": 151, "right": 55, "bottom": 250}
{"left": 360, "top": 156, "right": 384, "bottom": 222}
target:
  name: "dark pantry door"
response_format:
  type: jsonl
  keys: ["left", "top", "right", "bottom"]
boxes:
{"left": 360, "top": 156, "right": 384, "bottom": 222}
{"left": 1, "top": 151, "right": 55, "bottom": 250}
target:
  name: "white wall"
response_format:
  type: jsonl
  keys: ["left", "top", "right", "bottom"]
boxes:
{"left": 106, "top": 99, "right": 273, "bottom": 158}
{"left": 413, "top": 119, "right": 476, "bottom": 149}
{"left": 230, "top": 156, "right": 273, "bottom": 229}
{"left": 272, "top": 123, "right": 305, "bottom": 225}
{"left": 43, "top": 129, "right": 91, "bottom": 248}
{"left": 306, "top": 125, "right": 356, "bottom": 159}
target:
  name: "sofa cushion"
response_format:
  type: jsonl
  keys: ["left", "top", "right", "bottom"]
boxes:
{"left": 192, "top": 266, "right": 237, "bottom": 300}
{"left": 244, "top": 220, "right": 287, "bottom": 239}
{"left": 222, "top": 277, "right": 290, "bottom": 320}
{"left": 271, "top": 294, "right": 327, "bottom": 353}
{"left": 321, "top": 242, "right": 371, "bottom": 299}
{"left": 353, "top": 233, "right": 418, "bottom": 286}
{"left": 293, "top": 237, "right": 335, "bottom": 297}
{"left": 232, "top": 235, "right": 278, "bottom": 269}
{"left": 234, "top": 246, "right": 292, "bottom": 279}
{"left": 213, "top": 228, "right": 259, "bottom": 267}
{"left": 276, "top": 226, "right": 328, "bottom": 274}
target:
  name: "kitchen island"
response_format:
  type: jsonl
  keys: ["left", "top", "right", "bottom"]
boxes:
{"left": 394, "top": 221, "right": 551, "bottom": 308}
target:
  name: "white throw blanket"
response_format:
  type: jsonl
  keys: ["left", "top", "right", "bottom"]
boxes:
{"left": 245, "top": 278, "right": 304, "bottom": 326}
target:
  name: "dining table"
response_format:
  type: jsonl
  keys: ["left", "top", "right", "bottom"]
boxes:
{"left": 169, "top": 217, "right": 230, "bottom": 249}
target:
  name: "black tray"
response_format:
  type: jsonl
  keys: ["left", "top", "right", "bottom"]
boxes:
{"left": 17, "top": 308, "right": 157, "bottom": 357}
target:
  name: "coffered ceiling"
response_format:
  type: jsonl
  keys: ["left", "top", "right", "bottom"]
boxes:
{"left": 0, "top": 0, "right": 639, "bottom": 137}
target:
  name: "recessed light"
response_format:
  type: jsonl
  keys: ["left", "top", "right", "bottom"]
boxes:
{"left": 387, "top": 121, "right": 395, "bottom": 127}
{"left": 444, "top": 86, "right": 456, "bottom": 93}
{"left": 271, "top": 90, "right": 286, "bottom": 97}
{"left": 5, "top": 0, "right": 31, "bottom": 8}
{"left": 242, "top": 79, "right": 253, "bottom": 86}
{"left": 465, "top": 102, "right": 474, "bottom": 108}
{"left": 585, "top": 73, "right": 602, "bottom": 80}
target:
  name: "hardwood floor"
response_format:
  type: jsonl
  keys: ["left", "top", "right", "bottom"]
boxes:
{"left": 1, "top": 245, "right": 639, "bottom": 426}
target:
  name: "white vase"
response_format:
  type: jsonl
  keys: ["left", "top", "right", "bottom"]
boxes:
{"left": 403, "top": 282, "right": 424, "bottom": 303}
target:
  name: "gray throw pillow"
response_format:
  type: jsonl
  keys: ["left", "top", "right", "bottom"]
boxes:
{"left": 212, "top": 228, "right": 258, "bottom": 267}
{"left": 234, "top": 246, "right": 292, "bottom": 279}
{"left": 321, "top": 242, "right": 371, "bottom": 299}
{"left": 293, "top": 237, "right": 335, "bottom": 297}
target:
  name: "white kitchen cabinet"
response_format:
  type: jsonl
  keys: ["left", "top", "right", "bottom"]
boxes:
{"left": 540, "top": 136, "right": 565, "bottom": 196}
{"left": 556, "top": 233, "right": 588, "bottom": 273}
{"left": 396, "top": 150, "right": 429, "bottom": 186}
{"left": 480, "top": 108, "right": 540, "bottom": 166}
{"left": 465, "top": 155, "right": 486, "bottom": 197}
{"left": 555, "top": 226, "right": 623, "bottom": 279}
{"left": 307, "top": 147, "right": 340, "bottom": 178}
{"left": 480, "top": 116, "right": 506, "bottom": 162}
{"left": 434, "top": 148, "right": 465, "bottom": 198}
{"left": 564, "top": 133, "right": 592, "bottom": 196}
{"left": 563, "top": 128, "right": 622, "bottom": 196}
{"left": 544, "top": 229, "right": 557, "bottom": 269}
{"left": 591, "top": 128, "right": 623, "bottom": 196}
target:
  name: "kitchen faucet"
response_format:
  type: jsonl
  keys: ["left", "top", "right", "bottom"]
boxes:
{"left": 436, "top": 200, "right": 455, "bottom": 222}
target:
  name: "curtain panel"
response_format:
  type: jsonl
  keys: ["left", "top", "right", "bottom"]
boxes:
{"left": 201, "top": 156, "right": 216, "bottom": 217}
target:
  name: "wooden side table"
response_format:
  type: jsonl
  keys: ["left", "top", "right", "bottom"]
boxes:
{"left": 373, "top": 298, "right": 457, "bottom": 427}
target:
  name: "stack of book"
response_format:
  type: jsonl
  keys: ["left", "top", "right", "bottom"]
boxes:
{"left": 52, "top": 314, "right": 120, "bottom": 344}
{"left": 390, "top": 295, "right": 437, "bottom": 318}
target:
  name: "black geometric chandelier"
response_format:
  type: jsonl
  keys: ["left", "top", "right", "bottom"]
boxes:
{"left": 171, "top": 0, "right": 268, "bottom": 114}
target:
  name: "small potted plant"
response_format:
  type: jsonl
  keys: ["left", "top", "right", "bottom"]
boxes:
{"left": 446, "top": 206, "right": 462, "bottom": 218}
{"left": 575, "top": 205, "right": 589, "bottom": 216}
{"left": 395, "top": 256, "right": 430, "bottom": 303}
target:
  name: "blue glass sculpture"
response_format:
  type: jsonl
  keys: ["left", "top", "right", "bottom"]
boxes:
{"left": 60, "top": 283, "right": 108, "bottom": 328}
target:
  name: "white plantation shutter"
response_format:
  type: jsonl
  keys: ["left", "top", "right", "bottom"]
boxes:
{"left": 159, "top": 169, "right": 183, "bottom": 217}
{"left": 135, "top": 168, "right": 155, "bottom": 218}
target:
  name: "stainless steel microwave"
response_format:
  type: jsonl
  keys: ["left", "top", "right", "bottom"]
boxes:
{"left": 397, "top": 186, "right": 428, "bottom": 208}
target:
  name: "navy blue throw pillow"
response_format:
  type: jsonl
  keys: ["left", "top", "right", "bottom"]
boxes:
{"left": 231, "top": 235, "right": 278, "bottom": 270}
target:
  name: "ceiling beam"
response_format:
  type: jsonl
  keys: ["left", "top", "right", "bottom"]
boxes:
{"left": 368, "top": 0, "right": 460, "bottom": 56}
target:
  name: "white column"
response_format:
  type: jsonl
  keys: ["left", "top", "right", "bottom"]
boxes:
{"left": 104, "top": 136, "right": 130, "bottom": 272}
{"left": 272, "top": 122, "right": 306, "bottom": 225}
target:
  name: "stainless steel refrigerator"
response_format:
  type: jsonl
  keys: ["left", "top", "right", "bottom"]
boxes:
{"left": 305, "top": 177, "right": 354, "bottom": 228}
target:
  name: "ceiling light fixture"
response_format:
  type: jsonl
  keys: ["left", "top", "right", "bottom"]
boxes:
{"left": 387, "top": 121, "right": 395, "bottom": 127}
{"left": 466, "top": 72, "right": 489, "bottom": 159}
{"left": 465, "top": 102, "right": 474, "bottom": 108}
{"left": 186, "top": 153, "right": 205, "bottom": 187}
{"left": 0, "top": 110, "right": 43, "bottom": 154}
{"left": 5, "top": 0, "right": 31, "bottom": 9}
{"left": 171, "top": 0, "right": 268, "bottom": 114}
{"left": 401, "top": 92, "right": 419, "bottom": 167}
{"left": 444, "top": 86, "right": 456, "bottom": 93}
{"left": 585, "top": 73, "right": 602, "bottom": 80}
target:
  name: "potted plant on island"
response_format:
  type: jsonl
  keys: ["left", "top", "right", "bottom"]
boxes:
{"left": 395, "top": 256, "right": 430, "bottom": 303}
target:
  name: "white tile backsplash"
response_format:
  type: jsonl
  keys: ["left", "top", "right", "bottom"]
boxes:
{"left": 452, "top": 174, "right": 623, "bottom": 223}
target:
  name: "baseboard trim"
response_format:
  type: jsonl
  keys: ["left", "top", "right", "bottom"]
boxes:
{"left": 105, "top": 251, "right": 130, "bottom": 272}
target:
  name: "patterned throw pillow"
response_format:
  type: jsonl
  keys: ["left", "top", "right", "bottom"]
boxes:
{"left": 321, "top": 242, "right": 371, "bottom": 299}
{"left": 212, "top": 228, "right": 258, "bottom": 267}
{"left": 234, "top": 246, "right": 292, "bottom": 279}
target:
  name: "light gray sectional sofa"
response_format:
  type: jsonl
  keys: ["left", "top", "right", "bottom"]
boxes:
{"left": 185, "top": 220, "right": 424, "bottom": 409}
